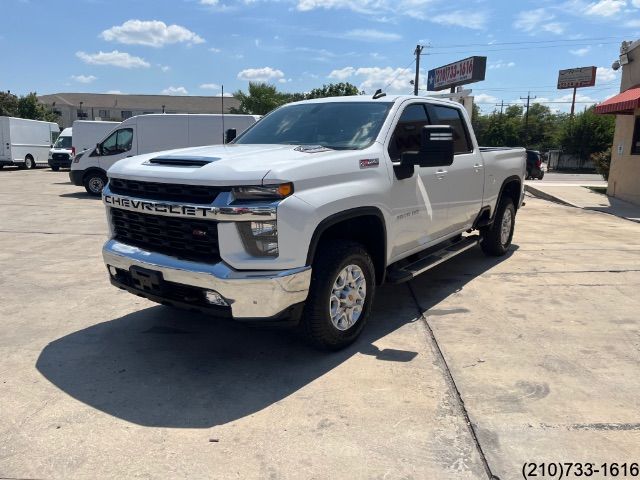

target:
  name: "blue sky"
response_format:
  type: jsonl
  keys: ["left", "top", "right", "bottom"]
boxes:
{"left": 2, "top": 0, "right": 640, "bottom": 112}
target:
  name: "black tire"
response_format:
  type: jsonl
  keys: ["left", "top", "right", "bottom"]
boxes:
{"left": 537, "top": 171, "right": 544, "bottom": 180}
{"left": 51, "top": 166, "right": 60, "bottom": 172}
{"left": 24, "top": 155, "right": 35, "bottom": 169}
{"left": 300, "top": 240, "right": 375, "bottom": 350}
{"left": 83, "top": 171, "right": 107, "bottom": 196}
{"left": 480, "top": 197, "right": 515, "bottom": 257}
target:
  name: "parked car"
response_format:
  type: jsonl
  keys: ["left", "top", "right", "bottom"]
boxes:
{"left": 99, "top": 95, "right": 526, "bottom": 350}
{"left": 71, "top": 120, "right": 119, "bottom": 158}
{"left": 0, "top": 117, "right": 59, "bottom": 169}
{"left": 526, "top": 150, "right": 544, "bottom": 180}
{"left": 48, "top": 127, "right": 72, "bottom": 171}
{"left": 70, "top": 114, "right": 259, "bottom": 195}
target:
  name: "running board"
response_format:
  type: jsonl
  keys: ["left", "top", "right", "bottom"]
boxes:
{"left": 386, "top": 235, "right": 481, "bottom": 284}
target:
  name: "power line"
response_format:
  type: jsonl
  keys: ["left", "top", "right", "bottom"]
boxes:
{"left": 383, "top": 57, "right": 416, "bottom": 91}
{"left": 426, "top": 36, "right": 618, "bottom": 49}
{"left": 422, "top": 41, "right": 619, "bottom": 56}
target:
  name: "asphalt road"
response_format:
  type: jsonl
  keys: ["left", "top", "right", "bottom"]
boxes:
{"left": 1, "top": 169, "right": 638, "bottom": 479}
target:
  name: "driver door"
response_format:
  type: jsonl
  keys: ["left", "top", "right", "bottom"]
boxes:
{"left": 98, "top": 127, "right": 136, "bottom": 171}
{"left": 386, "top": 102, "right": 451, "bottom": 259}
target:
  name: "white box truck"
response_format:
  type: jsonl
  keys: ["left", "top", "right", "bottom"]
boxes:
{"left": 70, "top": 114, "right": 259, "bottom": 195}
{"left": 0, "top": 117, "right": 60, "bottom": 169}
{"left": 71, "top": 120, "right": 120, "bottom": 157}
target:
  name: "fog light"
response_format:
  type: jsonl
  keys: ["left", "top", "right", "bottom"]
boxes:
{"left": 205, "top": 290, "right": 229, "bottom": 306}
{"left": 108, "top": 265, "right": 118, "bottom": 276}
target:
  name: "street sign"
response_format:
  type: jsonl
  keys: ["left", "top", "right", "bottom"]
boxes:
{"left": 557, "top": 66, "right": 597, "bottom": 89}
{"left": 427, "top": 56, "right": 487, "bottom": 91}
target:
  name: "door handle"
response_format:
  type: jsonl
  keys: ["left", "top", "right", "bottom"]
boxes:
{"left": 436, "top": 169, "right": 448, "bottom": 180}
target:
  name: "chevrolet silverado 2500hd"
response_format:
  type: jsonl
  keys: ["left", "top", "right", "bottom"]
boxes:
{"left": 101, "top": 95, "right": 526, "bottom": 350}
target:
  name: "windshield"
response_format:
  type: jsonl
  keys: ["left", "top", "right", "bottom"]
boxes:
{"left": 54, "top": 136, "right": 72, "bottom": 149}
{"left": 234, "top": 101, "right": 392, "bottom": 150}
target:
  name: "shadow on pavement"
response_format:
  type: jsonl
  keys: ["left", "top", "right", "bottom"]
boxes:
{"left": 58, "top": 192, "right": 100, "bottom": 200}
{"left": 36, "top": 245, "right": 517, "bottom": 428}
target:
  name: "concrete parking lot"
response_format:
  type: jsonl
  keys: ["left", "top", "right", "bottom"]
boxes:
{"left": 1, "top": 169, "right": 639, "bottom": 479}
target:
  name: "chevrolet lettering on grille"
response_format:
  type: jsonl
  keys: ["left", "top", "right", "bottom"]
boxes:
{"left": 103, "top": 194, "right": 218, "bottom": 218}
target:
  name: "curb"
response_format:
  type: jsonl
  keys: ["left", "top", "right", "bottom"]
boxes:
{"left": 524, "top": 185, "right": 580, "bottom": 208}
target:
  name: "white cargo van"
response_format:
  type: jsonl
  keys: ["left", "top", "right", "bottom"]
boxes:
{"left": 70, "top": 114, "right": 259, "bottom": 195}
{"left": 0, "top": 117, "right": 60, "bottom": 169}
{"left": 71, "top": 120, "right": 119, "bottom": 157}
{"left": 48, "top": 127, "right": 72, "bottom": 171}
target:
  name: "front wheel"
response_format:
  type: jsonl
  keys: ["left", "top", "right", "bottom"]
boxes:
{"left": 83, "top": 171, "right": 107, "bottom": 196}
{"left": 300, "top": 240, "right": 375, "bottom": 350}
{"left": 480, "top": 197, "right": 515, "bottom": 256}
{"left": 51, "top": 165, "right": 60, "bottom": 172}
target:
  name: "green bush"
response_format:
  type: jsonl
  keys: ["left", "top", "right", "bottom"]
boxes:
{"left": 591, "top": 148, "right": 611, "bottom": 180}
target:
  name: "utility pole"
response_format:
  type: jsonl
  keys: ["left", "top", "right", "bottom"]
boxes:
{"left": 495, "top": 100, "right": 505, "bottom": 115}
{"left": 570, "top": 87, "right": 577, "bottom": 117}
{"left": 520, "top": 91, "right": 537, "bottom": 146}
{"left": 221, "top": 84, "right": 225, "bottom": 144}
{"left": 413, "top": 44, "right": 424, "bottom": 96}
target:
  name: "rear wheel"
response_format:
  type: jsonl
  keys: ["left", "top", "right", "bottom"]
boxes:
{"left": 23, "top": 155, "right": 35, "bottom": 169}
{"left": 480, "top": 197, "right": 515, "bottom": 257}
{"left": 300, "top": 240, "right": 375, "bottom": 350}
{"left": 83, "top": 171, "right": 107, "bottom": 196}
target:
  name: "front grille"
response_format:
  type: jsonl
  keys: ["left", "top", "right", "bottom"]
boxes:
{"left": 111, "top": 208, "right": 220, "bottom": 263}
{"left": 109, "top": 178, "right": 225, "bottom": 204}
{"left": 52, "top": 153, "right": 70, "bottom": 161}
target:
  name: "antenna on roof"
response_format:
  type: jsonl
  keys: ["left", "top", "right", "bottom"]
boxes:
{"left": 221, "top": 84, "right": 225, "bottom": 144}
{"left": 372, "top": 89, "right": 386, "bottom": 99}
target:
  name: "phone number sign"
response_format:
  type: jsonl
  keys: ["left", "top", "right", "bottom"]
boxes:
{"left": 427, "top": 56, "right": 487, "bottom": 91}
{"left": 557, "top": 66, "right": 597, "bottom": 89}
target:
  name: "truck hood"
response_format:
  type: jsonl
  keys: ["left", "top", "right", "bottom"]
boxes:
{"left": 107, "top": 143, "right": 377, "bottom": 186}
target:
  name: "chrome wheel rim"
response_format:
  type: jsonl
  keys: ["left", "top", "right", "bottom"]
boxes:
{"left": 89, "top": 177, "right": 104, "bottom": 193}
{"left": 500, "top": 208, "right": 513, "bottom": 245}
{"left": 329, "top": 264, "right": 366, "bottom": 331}
{"left": 26, "top": 158, "right": 33, "bottom": 169}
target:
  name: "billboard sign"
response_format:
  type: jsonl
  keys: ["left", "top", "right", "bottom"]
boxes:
{"left": 427, "top": 56, "right": 487, "bottom": 91}
{"left": 557, "top": 66, "right": 597, "bottom": 89}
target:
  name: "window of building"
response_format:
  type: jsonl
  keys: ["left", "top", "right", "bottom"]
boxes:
{"left": 388, "top": 104, "right": 431, "bottom": 161}
{"left": 427, "top": 105, "right": 473, "bottom": 154}
{"left": 76, "top": 109, "right": 88, "bottom": 119}
{"left": 98, "top": 109, "right": 109, "bottom": 118}
{"left": 632, "top": 116, "right": 640, "bottom": 155}
{"left": 121, "top": 110, "right": 133, "bottom": 120}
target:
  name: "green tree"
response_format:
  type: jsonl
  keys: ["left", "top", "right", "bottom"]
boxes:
{"left": 306, "top": 82, "right": 362, "bottom": 99}
{"left": 0, "top": 91, "right": 18, "bottom": 117}
{"left": 15, "top": 92, "right": 60, "bottom": 122}
{"left": 230, "top": 83, "right": 287, "bottom": 115}
{"left": 558, "top": 106, "right": 614, "bottom": 163}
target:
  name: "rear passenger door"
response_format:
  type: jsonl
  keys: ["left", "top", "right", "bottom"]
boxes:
{"left": 427, "top": 104, "right": 484, "bottom": 233}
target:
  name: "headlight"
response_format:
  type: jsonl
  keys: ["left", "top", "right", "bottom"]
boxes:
{"left": 237, "top": 221, "right": 278, "bottom": 257}
{"left": 73, "top": 152, "right": 84, "bottom": 163}
{"left": 48, "top": 152, "right": 53, "bottom": 159}
{"left": 232, "top": 182, "right": 293, "bottom": 201}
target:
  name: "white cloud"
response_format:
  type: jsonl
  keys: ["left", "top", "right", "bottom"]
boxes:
{"left": 328, "top": 67, "right": 356, "bottom": 80}
{"left": 474, "top": 93, "right": 498, "bottom": 104}
{"left": 100, "top": 20, "right": 205, "bottom": 47}
{"left": 200, "top": 83, "right": 221, "bottom": 90}
{"left": 584, "top": 0, "right": 626, "bottom": 16}
{"left": 513, "top": 8, "right": 565, "bottom": 34}
{"left": 344, "top": 29, "right": 401, "bottom": 41}
{"left": 159, "top": 64, "right": 170, "bottom": 72}
{"left": 328, "top": 66, "right": 414, "bottom": 93}
{"left": 200, "top": 0, "right": 218, "bottom": 4}
{"left": 632, "top": 0, "right": 640, "bottom": 6}
{"left": 431, "top": 11, "right": 487, "bottom": 29}
{"left": 70, "top": 74, "right": 97, "bottom": 84}
{"left": 237, "top": 67, "right": 285, "bottom": 82}
{"left": 215, "top": 92, "right": 234, "bottom": 97}
{"left": 209, "top": 47, "right": 222, "bottom": 53}
{"left": 488, "top": 60, "right": 516, "bottom": 69}
{"left": 569, "top": 46, "right": 591, "bottom": 56}
{"left": 76, "top": 50, "right": 150, "bottom": 68}
{"left": 625, "top": 19, "right": 640, "bottom": 27}
{"left": 596, "top": 66, "right": 618, "bottom": 83}
{"left": 161, "top": 86, "right": 189, "bottom": 95}
{"left": 106, "top": 90, "right": 124, "bottom": 94}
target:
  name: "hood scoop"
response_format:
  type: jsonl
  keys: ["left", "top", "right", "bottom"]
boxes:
{"left": 294, "top": 145, "right": 333, "bottom": 153}
{"left": 145, "top": 155, "right": 221, "bottom": 167}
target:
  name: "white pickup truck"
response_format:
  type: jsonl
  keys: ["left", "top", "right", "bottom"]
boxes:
{"left": 101, "top": 95, "right": 525, "bottom": 350}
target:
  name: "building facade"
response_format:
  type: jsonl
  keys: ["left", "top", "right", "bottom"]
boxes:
{"left": 38, "top": 93, "right": 241, "bottom": 128}
{"left": 596, "top": 39, "right": 640, "bottom": 206}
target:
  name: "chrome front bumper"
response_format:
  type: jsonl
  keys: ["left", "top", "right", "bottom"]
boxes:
{"left": 103, "top": 239, "right": 311, "bottom": 319}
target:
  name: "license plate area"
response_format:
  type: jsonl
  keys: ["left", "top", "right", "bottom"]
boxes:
{"left": 130, "top": 266, "right": 164, "bottom": 294}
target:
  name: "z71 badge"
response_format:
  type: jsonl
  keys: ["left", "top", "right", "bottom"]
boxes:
{"left": 359, "top": 158, "right": 379, "bottom": 169}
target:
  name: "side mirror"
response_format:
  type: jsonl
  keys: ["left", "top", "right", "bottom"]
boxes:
{"left": 95, "top": 143, "right": 102, "bottom": 156}
{"left": 225, "top": 128, "right": 237, "bottom": 144}
{"left": 401, "top": 125, "right": 455, "bottom": 168}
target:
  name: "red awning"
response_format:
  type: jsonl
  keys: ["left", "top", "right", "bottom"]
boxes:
{"left": 595, "top": 87, "right": 640, "bottom": 114}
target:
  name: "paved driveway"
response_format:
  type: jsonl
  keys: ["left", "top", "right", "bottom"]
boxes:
{"left": 1, "top": 169, "right": 638, "bottom": 479}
